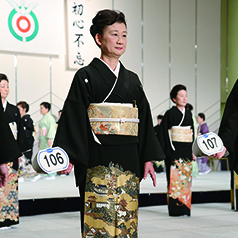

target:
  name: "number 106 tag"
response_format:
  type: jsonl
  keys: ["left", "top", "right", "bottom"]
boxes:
{"left": 197, "top": 132, "right": 223, "bottom": 156}
{"left": 37, "top": 147, "right": 69, "bottom": 173}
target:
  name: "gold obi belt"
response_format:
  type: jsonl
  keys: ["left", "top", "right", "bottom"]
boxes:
{"left": 170, "top": 126, "right": 193, "bottom": 142}
{"left": 87, "top": 103, "right": 139, "bottom": 136}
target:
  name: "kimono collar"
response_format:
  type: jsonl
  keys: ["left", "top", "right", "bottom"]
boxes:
{"left": 176, "top": 106, "right": 185, "bottom": 114}
{"left": 2, "top": 100, "right": 7, "bottom": 111}
{"left": 99, "top": 58, "right": 120, "bottom": 78}
{"left": 90, "top": 58, "right": 129, "bottom": 100}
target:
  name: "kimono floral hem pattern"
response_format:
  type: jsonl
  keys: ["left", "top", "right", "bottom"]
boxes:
{"left": 158, "top": 106, "right": 194, "bottom": 216}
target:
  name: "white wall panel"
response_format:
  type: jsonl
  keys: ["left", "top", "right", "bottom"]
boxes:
{"left": 197, "top": 0, "right": 220, "bottom": 130}
{"left": 17, "top": 55, "right": 51, "bottom": 124}
{"left": 0, "top": 0, "right": 221, "bottom": 132}
{"left": 114, "top": 0, "right": 142, "bottom": 79}
{"left": 171, "top": 0, "right": 196, "bottom": 107}
{"left": 143, "top": 0, "right": 170, "bottom": 123}
{"left": 0, "top": 53, "right": 15, "bottom": 104}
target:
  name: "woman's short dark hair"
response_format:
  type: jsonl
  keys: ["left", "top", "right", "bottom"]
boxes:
{"left": 0, "top": 73, "right": 9, "bottom": 83}
{"left": 157, "top": 114, "right": 164, "bottom": 120}
{"left": 170, "top": 84, "right": 187, "bottom": 103}
{"left": 198, "top": 112, "right": 205, "bottom": 121}
{"left": 186, "top": 103, "right": 193, "bottom": 111}
{"left": 40, "top": 102, "right": 51, "bottom": 111}
{"left": 17, "top": 101, "right": 29, "bottom": 113}
{"left": 90, "top": 9, "right": 127, "bottom": 47}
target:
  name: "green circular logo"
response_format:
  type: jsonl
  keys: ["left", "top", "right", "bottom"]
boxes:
{"left": 8, "top": 7, "right": 39, "bottom": 42}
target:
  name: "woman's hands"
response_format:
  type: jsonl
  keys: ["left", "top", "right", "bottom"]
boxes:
{"left": 143, "top": 161, "right": 156, "bottom": 187}
{"left": 0, "top": 164, "right": 8, "bottom": 188}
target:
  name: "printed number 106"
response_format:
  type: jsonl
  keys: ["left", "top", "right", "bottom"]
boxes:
{"left": 43, "top": 152, "right": 64, "bottom": 167}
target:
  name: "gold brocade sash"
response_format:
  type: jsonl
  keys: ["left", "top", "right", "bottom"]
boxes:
{"left": 170, "top": 126, "right": 193, "bottom": 142}
{"left": 87, "top": 103, "right": 139, "bottom": 136}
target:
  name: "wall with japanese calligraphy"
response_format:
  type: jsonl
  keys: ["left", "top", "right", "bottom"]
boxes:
{"left": 0, "top": 0, "right": 221, "bottom": 142}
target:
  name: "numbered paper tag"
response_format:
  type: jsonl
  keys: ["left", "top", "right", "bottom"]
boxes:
{"left": 37, "top": 147, "right": 69, "bottom": 173}
{"left": 196, "top": 132, "right": 223, "bottom": 156}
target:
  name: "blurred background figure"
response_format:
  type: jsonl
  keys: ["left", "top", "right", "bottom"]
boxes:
{"left": 17, "top": 101, "right": 35, "bottom": 163}
{"left": 56, "top": 109, "right": 62, "bottom": 129}
{"left": 17, "top": 101, "right": 36, "bottom": 181}
{"left": 196, "top": 113, "right": 211, "bottom": 175}
{"left": 31, "top": 102, "right": 56, "bottom": 182}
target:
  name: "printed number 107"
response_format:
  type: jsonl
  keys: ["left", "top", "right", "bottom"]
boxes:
{"left": 202, "top": 137, "right": 218, "bottom": 150}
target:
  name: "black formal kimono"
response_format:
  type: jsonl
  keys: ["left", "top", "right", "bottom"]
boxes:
{"left": 158, "top": 106, "right": 194, "bottom": 216}
{"left": 53, "top": 58, "right": 164, "bottom": 237}
{"left": 21, "top": 114, "right": 34, "bottom": 161}
{"left": 218, "top": 79, "right": 238, "bottom": 210}
{"left": 0, "top": 97, "right": 22, "bottom": 164}
{"left": 0, "top": 101, "right": 29, "bottom": 228}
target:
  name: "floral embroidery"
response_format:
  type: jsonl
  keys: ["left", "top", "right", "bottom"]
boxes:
{"left": 0, "top": 163, "right": 19, "bottom": 223}
{"left": 169, "top": 159, "right": 192, "bottom": 209}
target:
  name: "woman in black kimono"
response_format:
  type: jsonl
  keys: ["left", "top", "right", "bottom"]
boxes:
{"left": 0, "top": 74, "right": 29, "bottom": 228}
{"left": 53, "top": 10, "right": 164, "bottom": 237}
{"left": 17, "top": 101, "right": 35, "bottom": 164}
{"left": 158, "top": 84, "right": 194, "bottom": 217}
{"left": 0, "top": 93, "right": 22, "bottom": 188}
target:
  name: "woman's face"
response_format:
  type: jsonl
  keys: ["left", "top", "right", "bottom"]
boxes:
{"left": 96, "top": 22, "right": 127, "bottom": 59}
{"left": 40, "top": 105, "right": 48, "bottom": 115}
{"left": 173, "top": 89, "right": 188, "bottom": 108}
{"left": 0, "top": 80, "right": 9, "bottom": 100}
{"left": 196, "top": 115, "right": 203, "bottom": 124}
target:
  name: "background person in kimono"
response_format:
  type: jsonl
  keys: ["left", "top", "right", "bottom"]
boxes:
{"left": 158, "top": 84, "right": 194, "bottom": 217}
{"left": 212, "top": 79, "right": 238, "bottom": 210}
{"left": 32, "top": 102, "right": 56, "bottom": 182}
{"left": 17, "top": 101, "right": 35, "bottom": 164}
{"left": 196, "top": 113, "right": 211, "bottom": 175}
{"left": 17, "top": 101, "right": 36, "bottom": 181}
{"left": 0, "top": 73, "right": 29, "bottom": 229}
{"left": 53, "top": 9, "right": 165, "bottom": 237}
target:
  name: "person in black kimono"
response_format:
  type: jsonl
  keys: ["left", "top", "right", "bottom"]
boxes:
{"left": 17, "top": 101, "right": 35, "bottom": 164}
{"left": 53, "top": 10, "right": 164, "bottom": 237}
{"left": 0, "top": 93, "right": 22, "bottom": 188}
{"left": 212, "top": 79, "right": 238, "bottom": 210}
{"left": 0, "top": 73, "right": 29, "bottom": 228}
{"left": 158, "top": 84, "right": 194, "bottom": 217}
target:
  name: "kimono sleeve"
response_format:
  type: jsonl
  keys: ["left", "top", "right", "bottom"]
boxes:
{"left": 158, "top": 109, "right": 172, "bottom": 158}
{"left": 16, "top": 107, "right": 30, "bottom": 153}
{"left": 0, "top": 101, "right": 22, "bottom": 164}
{"left": 53, "top": 70, "right": 92, "bottom": 170}
{"left": 201, "top": 124, "right": 209, "bottom": 134}
{"left": 46, "top": 118, "right": 56, "bottom": 140}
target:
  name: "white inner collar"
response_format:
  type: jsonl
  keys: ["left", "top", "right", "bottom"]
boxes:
{"left": 2, "top": 100, "right": 7, "bottom": 111}
{"left": 99, "top": 58, "right": 120, "bottom": 78}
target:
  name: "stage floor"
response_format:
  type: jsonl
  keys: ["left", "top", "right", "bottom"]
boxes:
{"left": 19, "top": 171, "right": 230, "bottom": 200}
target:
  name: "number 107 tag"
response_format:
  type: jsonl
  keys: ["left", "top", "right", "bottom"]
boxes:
{"left": 37, "top": 147, "right": 69, "bottom": 174}
{"left": 197, "top": 132, "right": 223, "bottom": 156}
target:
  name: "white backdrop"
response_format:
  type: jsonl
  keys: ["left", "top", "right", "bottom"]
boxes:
{"left": 0, "top": 0, "right": 62, "bottom": 55}
{"left": 0, "top": 0, "right": 221, "bottom": 154}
